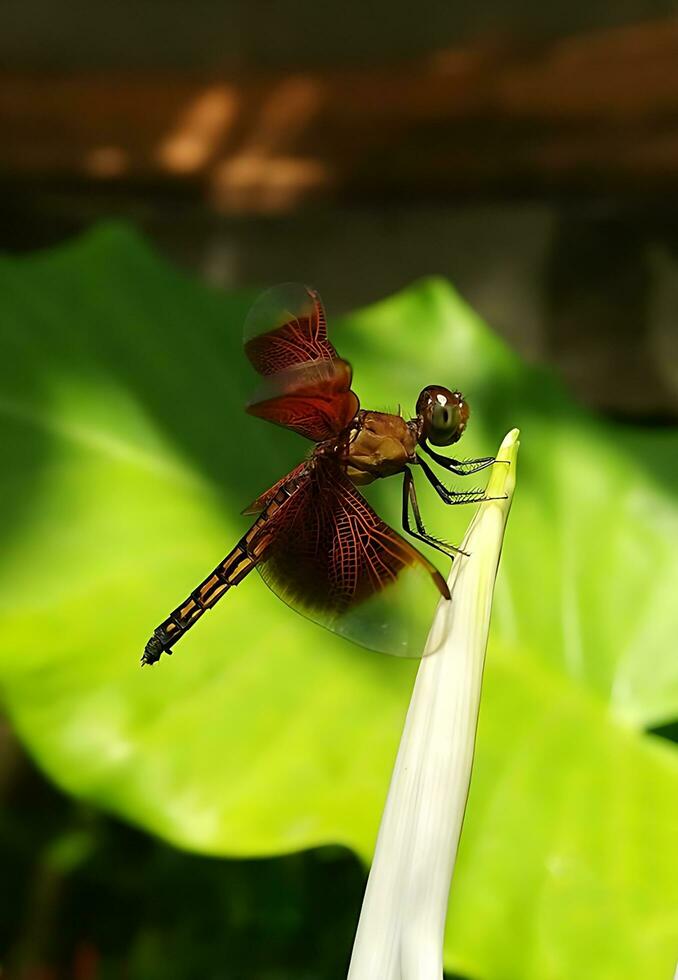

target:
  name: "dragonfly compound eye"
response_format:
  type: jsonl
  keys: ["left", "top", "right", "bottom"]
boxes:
{"left": 416, "top": 385, "right": 469, "bottom": 446}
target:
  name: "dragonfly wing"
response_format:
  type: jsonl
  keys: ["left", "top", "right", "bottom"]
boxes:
{"left": 246, "top": 359, "right": 359, "bottom": 441}
{"left": 252, "top": 460, "right": 449, "bottom": 657}
{"left": 244, "top": 284, "right": 359, "bottom": 441}
{"left": 244, "top": 283, "right": 336, "bottom": 374}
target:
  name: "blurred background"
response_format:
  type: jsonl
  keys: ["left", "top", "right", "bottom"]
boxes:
{"left": 1, "top": 2, "right": 678, "bottom": 978}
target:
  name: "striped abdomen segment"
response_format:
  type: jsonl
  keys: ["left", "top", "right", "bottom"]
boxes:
{"left": 141, "top": 475, "right": 303, "bottom": 664}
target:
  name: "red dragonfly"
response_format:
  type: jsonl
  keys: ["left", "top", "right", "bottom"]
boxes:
{"left": 142, "top": 284, "right": 498, "bottom": 665}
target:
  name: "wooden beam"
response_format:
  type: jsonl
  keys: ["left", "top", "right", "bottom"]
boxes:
{"left": 3, "top": 18, "right": 678, "bottom": 210}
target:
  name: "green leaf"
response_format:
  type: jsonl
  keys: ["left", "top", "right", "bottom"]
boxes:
{"left": 0, "top": 225, "right": 676, "bottom": 980}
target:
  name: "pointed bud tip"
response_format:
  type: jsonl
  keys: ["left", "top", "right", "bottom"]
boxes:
{"left": 486, "top": 428, "right": 520, "bottom": 499}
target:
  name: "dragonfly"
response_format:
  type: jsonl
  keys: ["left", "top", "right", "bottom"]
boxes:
{"left": 142, "top": 283, "right": 500, "bottom": 665}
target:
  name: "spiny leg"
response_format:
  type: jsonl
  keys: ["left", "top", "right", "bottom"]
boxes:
{"left": 416, "top": 453, "right": 507, "bottom": 506}
{"left": 421, "top": 440, "right": 505, "bottom": 476}
{"left": 401, "top": 468, "right": 469, "bottom": 560}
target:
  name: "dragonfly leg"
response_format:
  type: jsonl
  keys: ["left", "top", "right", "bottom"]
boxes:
{"left": 401, "top": 468, "right": 469, "bottom": 559}
{"left": 421, "top": 440, "right": 507, "bottom": 476}
{"left": 416, "top": 453, "right": 507, "bottom": 506}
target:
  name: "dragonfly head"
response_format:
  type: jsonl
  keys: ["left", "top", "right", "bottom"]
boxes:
{"left": 415, "top": 386, "right": 469, "bottom": 446}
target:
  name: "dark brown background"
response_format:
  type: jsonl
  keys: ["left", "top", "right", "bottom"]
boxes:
{"left": 2, "top": 3, "right": 678, "bottom": 420}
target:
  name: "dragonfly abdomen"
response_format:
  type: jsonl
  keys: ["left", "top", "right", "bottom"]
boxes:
{"left": 141, "top": 476, "right": 303, "bottom": 665}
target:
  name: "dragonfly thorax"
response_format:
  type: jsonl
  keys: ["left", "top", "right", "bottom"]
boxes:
{"left": 343, "top": 410, "right": 418, "bottom": 485}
